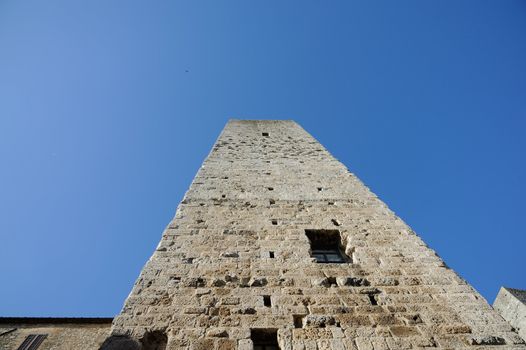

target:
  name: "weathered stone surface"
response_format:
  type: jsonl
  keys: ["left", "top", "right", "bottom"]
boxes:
{"left": 494, "top": 287, "right": 526, "bottom": 341}
{"left": 0, "top": 318, "right": 112, "bottom": 350}
{"left": 95, "top": 120, "right": 524, "bottom": 349}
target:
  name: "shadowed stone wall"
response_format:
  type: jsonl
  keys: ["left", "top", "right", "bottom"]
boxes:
{"left": 102, "top": 120, "right": 525, "bottom": 349}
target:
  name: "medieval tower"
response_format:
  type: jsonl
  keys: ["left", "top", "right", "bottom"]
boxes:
{"left": 98, "top": 120, "right": 524, "bottom": 350}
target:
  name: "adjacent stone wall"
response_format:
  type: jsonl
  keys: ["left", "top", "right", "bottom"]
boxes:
{"left": 494, "top": 287, "right": 526, "bottom": 342}
{"left": 0, "top": 318, "right": 111, "bottom": 350}
{"left": 103, "top": 120, "right": 526, "bottom": 349}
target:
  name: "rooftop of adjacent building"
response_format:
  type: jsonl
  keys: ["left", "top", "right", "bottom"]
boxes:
{"left": 0, "top": 317, "right": 113, "bottom": 325}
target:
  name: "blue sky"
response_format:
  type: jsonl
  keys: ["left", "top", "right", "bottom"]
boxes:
{"left": 0, "top": 1, "right": 525, "bottom": 317}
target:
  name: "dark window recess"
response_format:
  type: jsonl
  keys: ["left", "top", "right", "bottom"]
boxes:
{"left": 268, "top": 187, "right": 274, "bottom": 191}
{"left": 269, "top": 251, "right": 275, "bottom": 258}
{"left": 17, "top": 334, "right": 47, "bottom": 350}
{"left": 262, "top": 132, "right": 269, "bottom": 137}
{"left": 293, "top": 315, "right": 305, "bottom": 328}
{"left": 271, "top": 219, "right": 278, "bottom": 225}
{"left": 305, "top": 229, "right": 348, "bottom": 263}
{"left": 251, "top": 329, "right": 280, "bottom": 350}
{"left": 317, "top": 187, "right": 323, "bottom": 192}
{"left": 263, "top": 295, "right": 272, "bottom": 307}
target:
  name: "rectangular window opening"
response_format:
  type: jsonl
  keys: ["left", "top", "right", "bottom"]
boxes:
{"left": 263, "top": 295, "right": 271, "bottom": 307}
{"left": 271, "top": 219, "right": 278, "bottom": 225}
{"left": 269, "top": 251, "right": 275, "bottom": 258}
{"left": 262, "top": 132, "right": 269, "bottom": 137}
{"left": 267, "top": 187, "right": 274, "bottom": 191}
{"left": 305, "top": 229, "right": 348, "bottom": 264}
{"left": 251, "top": 329, "right": 279, "bottom": 350}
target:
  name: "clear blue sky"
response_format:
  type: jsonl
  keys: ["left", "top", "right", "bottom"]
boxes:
{"left": 0, "top": 1, "right": 525, "bottom": 317}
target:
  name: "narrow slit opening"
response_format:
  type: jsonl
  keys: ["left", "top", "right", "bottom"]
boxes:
{"left": 293, "top": 315, "right": 305, "bottom": 328}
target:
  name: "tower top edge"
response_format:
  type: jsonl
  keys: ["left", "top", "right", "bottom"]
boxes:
{"left": 227, "top": 119, "right": 297, "bottom": 123}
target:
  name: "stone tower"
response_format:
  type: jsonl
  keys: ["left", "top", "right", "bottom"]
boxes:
{"left": 101, "top": 120, "right": 525, "bottom": 350}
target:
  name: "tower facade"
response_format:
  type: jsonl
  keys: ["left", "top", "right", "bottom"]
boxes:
{"left": 102, "top": 120, "right": 525, "bottom": 350}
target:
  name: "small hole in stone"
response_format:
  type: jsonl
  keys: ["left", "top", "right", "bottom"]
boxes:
{"left": 263, "top": 295, "right": 271, "bottom": 307}
{"left": 293, "top": 315, "right": 305, "bottom": 328}
{"left": 269, "top": 251, "right": 275, "bottom": 258}
{"left": 317, "top": 187, "right": 323, "bottom": 192}
{"left": 368, "top": 293, "right": 378, "bottom": 305}
{"left": 268, "top": 187, "right": 274, "bottom": 191}
{"left": 269, "top": 199, "right": 275, "bottom": 205}
{"left": 271, "top": 219, "right": 278, "bottom": 225}
{"left": 221, "top": 194, "right": 226, "bottom": 198}
{"left": 262, "top": 132, "right": 269, "bottom": 137}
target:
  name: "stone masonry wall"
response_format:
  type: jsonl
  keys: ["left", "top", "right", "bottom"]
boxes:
{"left": 102, "top": 120, "right": 525, "bottom": 350}
{"left": 494, "top": 287, "right": 526, "bottom": 342}
{"left": 0, "top": 319, "right": 111, "bottom": 349}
